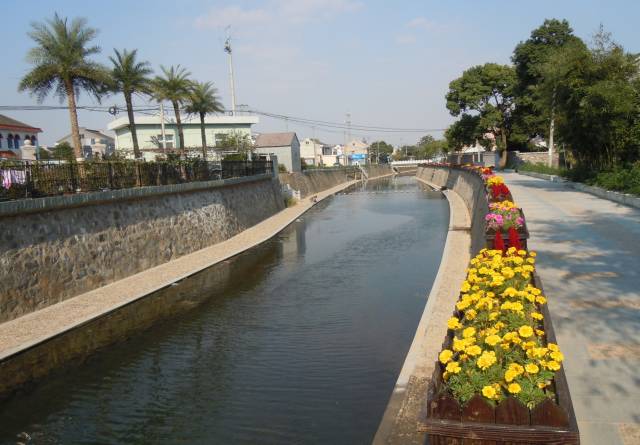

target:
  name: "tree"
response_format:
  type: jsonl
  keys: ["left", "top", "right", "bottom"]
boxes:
{"left": 19, "top": 14, "right": 110, "bottom": 160}
{"left": 446, "top": 63, "right": 517, "bottom": 166}
{"left": 417, "top": 135, "right": 448, "bottom": 159}
{"left": 445, "top": 114, "right": 482, "bottom": 150}
{"left": 369, "top": 140, "right": 394, "bottom": 163}
{"left": 109, "top": 48, "right": 153, "bottom": 160}
{"left": 151, "top": 65, "right": 192, "bottom": 157}
{"left": 184, "top": 81, "right": 224, "bottom": 160}
{"left": 548, "top": 27, "right": 640, "bottom": 170}
{"left": 219, "top": 131, "right": 253, "bottom": 159}
{"left": 512, "top": 19, "right": 584, "bottom": 163}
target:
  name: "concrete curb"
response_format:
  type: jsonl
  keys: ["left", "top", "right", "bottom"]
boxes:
{"left": 518, "top": 171, "right": 640, "bottom": 210}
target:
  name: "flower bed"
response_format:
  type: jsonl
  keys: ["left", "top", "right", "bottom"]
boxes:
{"left": 422, "top": 165, "right": 579, "bottom": 444}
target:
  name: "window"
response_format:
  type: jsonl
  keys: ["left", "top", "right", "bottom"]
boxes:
{"left": 13, "top": 135, "right": 20, "bottom": 148}
{"left": 0, "top": 134, "right": 3, "bottom": 149}
{"left": 156, "top": 134, "right": 174, "bottom": 149}
{"left": 90, "top": 138, "right": 96, "bottom": 145}
{"left": 215, "top": 133, "right": 226, "bottom": 146}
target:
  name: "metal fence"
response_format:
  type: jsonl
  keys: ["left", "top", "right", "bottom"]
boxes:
{"left": 0, "top": 160, "right": 273, "bottom": 201}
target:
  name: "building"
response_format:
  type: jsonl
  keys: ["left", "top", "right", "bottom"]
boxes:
{"left": 107, "top": 113, "right": 259, "bottom": 160}
{"left": 343, "top": 139, "right": 370, "bottom": 165}
{"left": 299, "top": 138, "right": 331, "bottom": 166}
{"left": 56, "top": 128, "right": 115, "bottom": 159}
{"left": 0, "top": 114, "right": 42, "bottom": 160}
{"left": 254, "top": 132, "right": 301, "bottom": 172}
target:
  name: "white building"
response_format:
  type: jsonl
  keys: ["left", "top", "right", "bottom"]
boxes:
{"left": 0, "top": 114, "right": 42, "bottom": 160}
{"left": 300, "top": 138, "right": 332, "bottom": 166}
{"left": 107, "top": 113, "right": 259, "bottom": 160}
{"left": 254, "top": 132, "right": 301, "bottom": 173}
{"left": 56, "top": 127, "right": 115, "bottom": 159}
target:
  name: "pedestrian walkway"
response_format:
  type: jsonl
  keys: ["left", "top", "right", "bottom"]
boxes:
{"left": 503, "top": 173, "right": 640, "bottom": 445}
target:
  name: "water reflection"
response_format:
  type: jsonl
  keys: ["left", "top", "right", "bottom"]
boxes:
{"left": 0, "top": 176, "right": 448, "bottom": 445}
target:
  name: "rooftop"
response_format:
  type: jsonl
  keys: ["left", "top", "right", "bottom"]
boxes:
{"left": 107, "top": 113, "right": 259, "bottom": 131}
{"left": 255, "top": 132, "right": 297, "bottom": 147}
{"left": 0, "top": 114, "right": 42, "bottom": 133}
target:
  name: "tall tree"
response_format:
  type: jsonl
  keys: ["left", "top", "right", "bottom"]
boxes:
{"left": 512, "top": 19, "right": 584, "bottom": 163}
{"left": 109, "top": 48, "right": 153, "bottom": 159}
{"left": 184, "top": 81, "right": 224, "bottom": 160}
{"left": 151, "top": 65, "right": 192, "bottom": 157}
{"left": 446, "top": 63, "right": 517, "bottom": 166}
{"left": 445, "top": 114, "right": 482, "bottom": 150}
{"left": 19, "top": 13, "right": 110, "bottom": 160}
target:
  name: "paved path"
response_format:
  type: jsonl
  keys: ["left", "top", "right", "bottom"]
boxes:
{"left": 0, "top": 177, "right": 374, "bottom": 362}
{"left": 503, "top": 173, "right": 640, "bottom": 445}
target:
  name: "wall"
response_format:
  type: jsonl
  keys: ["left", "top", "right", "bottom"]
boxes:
{"left": 416, "top": 166, "right": 489, "bottom": 255}
{"left": 507, "top": 150, "right": 562, "bottom": 168}
{"left": 279, "top": 165, "right": 392, "bottom": 198}
{"left": 0, "top": 175, "right": 284, "bottom": 323}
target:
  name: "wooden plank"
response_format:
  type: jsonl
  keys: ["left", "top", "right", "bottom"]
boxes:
{"left": 531, "top": 398, "right": 570, "bottom": 428}
{"left": 422, "top": 418, "right": 579, "bottom": 444}
{"left": 462, "top": 395, "right": 496, "bottom": 445}
{"left": 496, "top": 397, "right": 531, "bottom": 445}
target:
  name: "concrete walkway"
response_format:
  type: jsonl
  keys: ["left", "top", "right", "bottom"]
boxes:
{"left": 0, "top": 178, "right": 365, "bottom": 362}
{"left": 503, "top": 173, "right": 640, "bottom": 445}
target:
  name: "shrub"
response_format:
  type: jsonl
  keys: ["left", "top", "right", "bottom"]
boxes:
{"left": 278, "top": 164, "right": 288, "bottom": 173}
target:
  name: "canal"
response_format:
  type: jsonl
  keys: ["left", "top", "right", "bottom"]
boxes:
{"left": 0, "top": 176, "right": 449, "bottom": 445}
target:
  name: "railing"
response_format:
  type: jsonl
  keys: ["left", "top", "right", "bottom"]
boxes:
{"left": 0, "top": 160, "right": 273, "bottom": 201}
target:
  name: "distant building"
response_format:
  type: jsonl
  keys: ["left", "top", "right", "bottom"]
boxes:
{"left": 0, "top": 114, "right": 42, "bottom": 160}
{"left": 299, "top": 138, "right": 331, "bottom": 166}
{"left": 107, "top": 113, "right": 259, "bottom": 160}
{"left": 343, "top": 139, "right": 369, "bottom": 165}
{"left": 254, "top": 132, "right": 301, "bottom": 172}
{"left": 56, "top": 127, "right": 115, "bottom": 159}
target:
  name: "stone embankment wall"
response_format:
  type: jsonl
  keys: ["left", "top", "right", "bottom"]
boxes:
{"left": 0, "top": 175, "right": 284, "bottom": 323}
{"left": 279, "top": 165, "right": 392, "bottom": 198}
{"left": 507, "top": 150, "right": 562, "bottom": 168}
{"left": 416, "top": 166, "right": 488, "bottom": 255}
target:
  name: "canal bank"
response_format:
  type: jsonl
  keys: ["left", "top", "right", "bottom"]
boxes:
{"left": 0, "top": 168, "right": 392, "bottom": 400}
{"left": 373, "top": 171, "right": 472, "bottom": 444}
{"left": 0, "top": 175, "right": 448, "bottom": 444}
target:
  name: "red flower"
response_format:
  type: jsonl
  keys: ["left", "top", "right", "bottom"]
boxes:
{"left": 490, "top": 183, "right": 510, "bottom": 200}
{"left": 508, "top": 226, "right": 522, "bottom": 251}
{"left": 494, "top": 231, "right": 505, "bottom": 252}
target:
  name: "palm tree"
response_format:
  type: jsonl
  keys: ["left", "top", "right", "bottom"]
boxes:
{"left": 184, "top": 81, "right": 224, "bottom": 160}
{"left": 19, "top": 13, "right": 110, "bottom": 160}
{"left": 109, "top": 49, "right": 152, "bottom": 160}
{"left": 151, "top": 65, "right": 192, "bottom": 157}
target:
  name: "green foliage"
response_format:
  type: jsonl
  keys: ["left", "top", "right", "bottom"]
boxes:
{"left": 218, "top": 131, "right": 253, "bottom": 155}
{"left": 278, "top": 164, "right": 288, "bottom": 173}
{"left": 518, "top": 162, "right": 567, "bottom": 177}
{"left": 446, "top": 63, "right": 517, "bottom": 151}
{"left": 445, "top": 114, "right": 482, "bottom": 150}
{"left": 50, "top": 142, "right": 76, "bottom": 161}
{"left": 417, "top": 135, "right": 448, "bottom": 159}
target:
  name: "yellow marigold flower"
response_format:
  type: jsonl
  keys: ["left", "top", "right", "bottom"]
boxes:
{"left": 518, "top": 326, "right": 534, "bottom": 338}
{"left": 517, "top": 249, "right": 527, "bottom": 256}
{"left": 535, "top": 329, "right": 545, "bottom": 337}
{"left": 447, "top": 317, "right": 462, "bottom": 330}
{"left": 550, "top": 351, "right": 564, "bottom": 362}
{"left": 481, "top": 385, "right": 497, "bottom": 399}
{"left": 456, "top": 299, "right": 471, "bottom": 310}
{"left": 525, "top": 363, "right": 539, "bottom": 374}
{"left": 526, "top": 257, "right": 535, "bottom": 264}
{"left": 538, "top": 382, "right": 547, "bottom": 389}
{"left": 531, "top": 312, "right": 544, "bottom": 320}
{"left": 463, "top": 327, "right": 476, "bottom": 339}
{"left": 485, "top": 334, "right": 501, "bottom": 346}
{"left": 504, "top": 369, "right": 517, "bottom": 382}
{"left": 523, "top": 341, "right": 536, "bottom": 350}
{"left": 548, "top": 343, "right": 559, "bottom": 352}
{"left": 461, "top": 281, "right": 471, "bottom": 292}
{"left": 547, "top": 360, "right": 561, "bottom": 371}
{"left": 466, "top": 345, "right": 482, "bottom": 356}
{"left": 446, "top": 361, "right": 461, "bottom": 374}
{"left": 489, "top": 311, "right": 499, "bottom": 321}
{"left": 477, "top": 351, "right": 497, "bottom": 370}
{"left": 529, "top": 251, "right": 537, "bottom": 257}
{"left": 536, "top": 296, "right": 547, "bottom": 305}
{"left": 439, "top": 349, "right": 453, "bottom": 364}
{"left": 502, "top": 287, "right": 518, "bottom": 298}
{"left": 465, "top": 309, "right": 477, "bottom": 321}
{"left": 507, "top": 383, "right": 522, "bottom": 394}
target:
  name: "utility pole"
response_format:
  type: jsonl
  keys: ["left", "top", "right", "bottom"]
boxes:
{"left": 160, "top": 102, "right": 167, "bottom": 155}
{"left": 224, "top": 27, "right": 237, "bottom": 116}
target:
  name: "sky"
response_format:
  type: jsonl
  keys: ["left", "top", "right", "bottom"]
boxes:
{"left": 3, "top": 0, "right": 639, "bottom": 146}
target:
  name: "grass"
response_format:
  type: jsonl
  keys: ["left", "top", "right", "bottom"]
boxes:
{"left": 518, "top": 162, "right": 640, "bottom": 196}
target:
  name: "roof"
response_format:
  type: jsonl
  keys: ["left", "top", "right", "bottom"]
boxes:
{"left": 255, "top": 132, "right": 297, "bottom": 148}
{"left": 0, "top": 114, "right": 42, "bottom": 133}
{"left": 57, "top": 127, "right": 114, "bottom": 143}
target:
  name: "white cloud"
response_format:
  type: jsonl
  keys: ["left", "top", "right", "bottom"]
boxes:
{"left": 395, "top": 34, "right": 416, "bottom": 45}
{"left": 194, "top": 0, "right": 363, "bottom": 29}
{"left": 406, "top": 16, "right": 436, "bottom": 30}
{"left": 194, "top": 6, "right": 271, "bottom": 29}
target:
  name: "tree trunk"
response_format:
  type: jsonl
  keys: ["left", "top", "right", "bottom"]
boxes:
{"left": 548, "top": 87, "right": 556, "bottom": 168}
{"left": 126, "top": 92, "right": 141, "bottom": 159}
{"left": 64, "top": 79, "right": 83, "bottom": 161}
{"left": 199, "top": 112, "right": 207, "bottom": 160}
{"left": 499, "top": 129, "right": 508, "bottom": 169}
{"left": 172, "top": 101, "right": 185, "bottom": 158}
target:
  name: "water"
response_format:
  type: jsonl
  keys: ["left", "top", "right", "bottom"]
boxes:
{"left": 0, "top": 176, "right": 448, "bottom": 445}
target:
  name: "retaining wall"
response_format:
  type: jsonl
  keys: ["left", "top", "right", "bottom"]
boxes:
{"left": 279, "top": 165, "right": 392, "bottom": 198}
{"left": 416, "top": 166, "right": 489, "bottom": 254}
{"left": 0, "top": 175, "right": 284, "bottom": 323}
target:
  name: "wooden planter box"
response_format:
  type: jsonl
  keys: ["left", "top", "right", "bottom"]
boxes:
{"left": 422, "top": 274, "right": 580, "bottom": 444}
{"left": 485, "top": 209, "right": 530, "bottom": 250}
